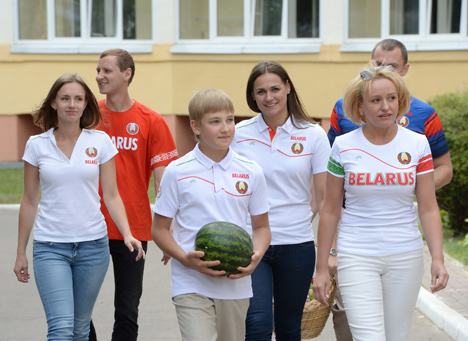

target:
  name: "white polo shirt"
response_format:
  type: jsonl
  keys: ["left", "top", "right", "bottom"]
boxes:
{"left": 329, "top": 126, "right": 433, "bottom": 256}
{"left": 232, "top": 114, "right": 330, "bottom": 245}
{"left": 23, "top": 128, "right": 118, "bottom": 242}
{"left": 153, "top": 144, "right": 269, "bottom": 299}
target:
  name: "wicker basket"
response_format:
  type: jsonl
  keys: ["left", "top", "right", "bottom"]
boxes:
{"left": 301, "top": 276, "right": 337, "bottom": 339}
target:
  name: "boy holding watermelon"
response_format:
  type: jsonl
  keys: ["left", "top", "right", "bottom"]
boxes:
{"left": 151, "top": 89, "right": 271, "bottom": 341}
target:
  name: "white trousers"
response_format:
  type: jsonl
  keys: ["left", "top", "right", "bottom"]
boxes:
{"left": 173, "top": 293, "right": 249, "bottom": 341}
{"left": 338, "top": 248, "right": 425, "bottom": 341}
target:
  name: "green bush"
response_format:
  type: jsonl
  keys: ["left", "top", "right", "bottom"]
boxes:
{"left": 461, "top": 218, "right": 468, "bottom": 247}
{"left": 428, "top": 91, "right": 468, "bottom": 237}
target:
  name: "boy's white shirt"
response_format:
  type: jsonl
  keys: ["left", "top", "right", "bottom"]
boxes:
{"left": 153, "top": 144, "right": 269, "bottom": 299}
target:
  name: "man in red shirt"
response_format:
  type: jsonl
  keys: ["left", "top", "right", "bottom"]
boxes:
{"left": 91, "top": 48, "right": 178, "bottom": 341}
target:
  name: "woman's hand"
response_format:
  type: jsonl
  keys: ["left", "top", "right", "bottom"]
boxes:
{"left": 123, "top": 237, "right": 146, "bottom": 261}
{"left": 313, "top": 270, "right": 331, "bottom": 307}
{"left": 430, "top": 259, "right": 449, "bottom": 293}
{"left": 13, "top": 254, "right": 31, "bottom": 283}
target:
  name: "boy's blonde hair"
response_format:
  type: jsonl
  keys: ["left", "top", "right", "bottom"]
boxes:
{"left": 188, "top": 89, "right": 234, "bottom": 141}
{"left": 343, "top": 60, "right": 411, "bottom": 125}
{"left": 188, "top": 89, "right": 234, "bottom": 124}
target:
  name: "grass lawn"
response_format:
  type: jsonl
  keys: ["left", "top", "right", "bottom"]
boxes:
{"left": 0, "top": 167, "right": 158, "bottom": 205}
{"left": 0, "top": 168, "right": 24, "bottom": 204}
{"left": 443, "top": 234, "right": 468, "bottom": 266}
{"left": 148, "top": 176, "right": 157, "bottom": 204}
{"left": 2, "top": 167, "right": 467, "bottom": 267}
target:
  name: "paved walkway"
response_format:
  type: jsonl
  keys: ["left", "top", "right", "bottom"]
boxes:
{"left": 422, "top": 247, "right": 468, "bottom": 320}
{"left": 0, "top": 161, "right": 23, "bottom": 169}
{"left": 0, "top": 205, "right": 462, "bottom": 340}
{"left": 1, "top": 162, "right": 467, "bottom": 339}
{"left": 418, "top": 246, "right": 468, "bottom": 340}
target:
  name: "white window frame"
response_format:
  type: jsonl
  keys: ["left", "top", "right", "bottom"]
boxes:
{"left": 11, "top": 0, "right": 156, "bottom": 54}
{"left": 341, "top": 0, "right": 468, "bottom": 52}
{"left": 171, "top": 0, "right": 322, "bottom": 54}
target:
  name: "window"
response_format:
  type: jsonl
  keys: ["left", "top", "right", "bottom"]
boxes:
{"left": 254, "top": 0, "right": 283, "bottom": 36}
{"left": 13, "top": 0, "right": 153, "bottom": 53}
{"left": 348, "top": 0, "right": 381, "bottom": 38}
{"left": 174, "top": 0, "right": 321, "bottom": 54}
{"left": 344, "top": 0, "right": 468, "bottom": 51}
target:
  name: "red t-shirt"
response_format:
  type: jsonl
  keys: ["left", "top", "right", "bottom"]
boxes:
{"left": 97, "top": 100, "right": 178, "bottom": 240}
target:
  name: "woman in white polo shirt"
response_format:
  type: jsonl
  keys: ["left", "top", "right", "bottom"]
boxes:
{"left": 232, "top": 61, "right": 330, "bottom": 340}
{"left": 313, "top": 63, "right": 449, "bottom": 340}
{"left": 13, "top": 73, "right": 145, "bottom": 340}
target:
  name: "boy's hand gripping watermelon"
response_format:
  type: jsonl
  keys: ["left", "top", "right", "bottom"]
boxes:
{"left": 195, "top": 221, "right": 253, "bottom": 275}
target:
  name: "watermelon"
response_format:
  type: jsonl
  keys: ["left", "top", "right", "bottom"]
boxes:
{"left": 195, "top": 221, "right": 253, "bottom": 275}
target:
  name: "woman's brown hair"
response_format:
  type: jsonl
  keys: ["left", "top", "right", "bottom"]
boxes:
{"left": 33, "top": 73, "right": 102, "bottom": 131}
{"left": 246, "top": 61, "right": 315, "bottom": 127}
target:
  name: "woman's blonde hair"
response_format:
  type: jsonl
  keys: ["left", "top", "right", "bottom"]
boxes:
{"left": 343, "top": 60, "right": 411, "bottom": 125}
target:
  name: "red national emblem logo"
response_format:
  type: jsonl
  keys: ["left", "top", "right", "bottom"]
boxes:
{"left": 397, "top": 152, "right": 411, "bottom": 165}
{"left": 126, "top": 123, "right": 139, "bottom": 135}
{"left": 398, "top": 116, "right": 409, "bottom": 128}
{"left": 236, "top": 181, "right": 248, "bottom": 194}
{"left": 85, "top": 147, "right": 98, "bottom": 157}
{"left": 291, "top": 143, "right": 304, "bottom": 155}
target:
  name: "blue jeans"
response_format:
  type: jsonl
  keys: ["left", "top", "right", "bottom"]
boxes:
{"left": 246, "top": 241, "right": 316, "bottom": 341}
{"left": 33, "top": 236, "right": 110, "bottom": 341}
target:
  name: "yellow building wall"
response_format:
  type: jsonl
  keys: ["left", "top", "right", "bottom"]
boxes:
{"left": 2, "top": 44, "right": 468, "bottom": 118}
{"left": 1, "top": 44, "right": 468, "bottom": 161}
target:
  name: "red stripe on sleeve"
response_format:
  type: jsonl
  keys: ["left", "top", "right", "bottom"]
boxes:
{"left": 424, "top": 111, "right": 444, "bottom": 137}
{"left": 330, "top": 107, "right": 342, "bottom": 134}
{"left": 419, "top": 154, "right": 433, "bottom": 164}
{"left": 417, "top": 155, "right": 434, "bottom": 174}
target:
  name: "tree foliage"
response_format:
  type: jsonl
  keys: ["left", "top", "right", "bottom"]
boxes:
{"left": 428, "top": 91, "right": 468, "bottom": 237}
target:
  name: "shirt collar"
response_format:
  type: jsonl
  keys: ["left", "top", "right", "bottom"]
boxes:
{"left": 193, "top": 143, "right": 233, "bottom": 171}
{"left": 256, "top": 114, "right": 295, "bottom": 135}
{"left": 44, "top": 127, "right": 90, "bottom": 136}
{"left": 44, "top": 127, "right": 55, "bottom": 138}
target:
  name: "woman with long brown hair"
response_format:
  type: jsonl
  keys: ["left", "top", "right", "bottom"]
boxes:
{"left": 233, "top": 61, "right": 330, "bottom": 340}
{"left": 13, "top": 73, "right": 144, "bottom": 340}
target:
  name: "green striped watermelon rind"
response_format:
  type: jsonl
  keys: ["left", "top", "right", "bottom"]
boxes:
{"left": 195, "top": 221, "right": 253, "bottom": 275}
